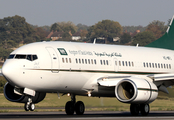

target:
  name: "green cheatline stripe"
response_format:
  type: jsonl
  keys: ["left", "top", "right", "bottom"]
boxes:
{"left": 138, "top": 88, "right": 158, "bottom": 92}
{"left": 32, "top": 68, "right": 166, "bottom": 75}
{"left": 59, "top": 69, "right": 165, "bottom": 75}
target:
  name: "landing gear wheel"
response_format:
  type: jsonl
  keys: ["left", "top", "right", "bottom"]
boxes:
{"left": 130, "top": 104, "right": 139, "bottom": 116}
{"left": 75, "top": 101, "right": 85, "bottom": 115}
{"left": 65, "top": 101, "right": 75, "bottom": 115}
{"left": 140, "top": 104, "right": 149, "bottom": 116}
{"left": 29, "top": 103, "right": 35, "bottom": 111}
{"left": 24, "top": 103, "right": 30, "bottom": 111}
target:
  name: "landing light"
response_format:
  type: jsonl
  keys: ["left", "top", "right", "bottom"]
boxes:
{"left": 88, "top": 92, "right": 91, "bottom": 97}
{"left": 67, "top": 93, "right": 70, "bottom": 96}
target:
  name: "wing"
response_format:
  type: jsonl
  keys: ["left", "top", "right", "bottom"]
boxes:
{"left": 97, "top": 74, "right": 174, "bottom": 94}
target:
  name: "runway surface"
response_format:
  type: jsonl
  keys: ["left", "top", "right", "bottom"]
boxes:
{"left": 1, "top": 111, "right": 174, "bottom": 120}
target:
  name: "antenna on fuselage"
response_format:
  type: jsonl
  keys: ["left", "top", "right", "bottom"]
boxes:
{"left": 93, "top": 38, "right": 96, "bottom": 44}
{"left": 136, "top": 43, "right": 139, "bottom": 47}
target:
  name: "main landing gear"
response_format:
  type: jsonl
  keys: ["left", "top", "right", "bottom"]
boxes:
{"left": 24, "top": 96, "right": 35, "bottom": 111}
{"left": 130, "top": 103, "right": 150, "bottom": 116}
{"left": 65, "top": 94, "right": 85, "bottom": 115}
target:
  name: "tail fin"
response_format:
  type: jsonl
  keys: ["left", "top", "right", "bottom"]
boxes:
{"left": 145, "top": 15, "right": 174, "bottom": 50}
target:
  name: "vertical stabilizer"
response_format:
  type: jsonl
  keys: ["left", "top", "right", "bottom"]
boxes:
{"left": 145, "top": 15, "right": 174, "bottom": 50}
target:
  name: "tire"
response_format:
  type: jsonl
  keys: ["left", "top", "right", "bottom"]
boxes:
{"left": 75, "top": 101, "right": 85, "bottom": 115}
{"left": 140, "top": 104, "right": 149, "bottom": 116}
{"left": 29, "top": 103, "right": 35, "bottom": 111}
{"left": 130, "top": 104, "right": 139, "bottom": 116}
{"left": 24, "top": 103, "right": 30, "bottom": 111}
{"left": 65, "top": 101, "right": 74, "bottom": 115}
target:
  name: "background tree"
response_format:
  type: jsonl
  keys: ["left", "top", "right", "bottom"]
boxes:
{"left": 120, "top": 33, "right": 131, "bottom": 44}
{"left": 123, "top": 25, "right": 146, "bottom": 33}
{"left": 88, "top": 20, "right": 122, "bottom": 43}
{"left": 0, "top": 47, "right": 13, "bottom": 61}
{"left": 80, "top": 30, "right": 88, "bottom": 39}
{"left": 0, "top": 15, "right": 35, "bottom": 47}
{"left": 34, "top": 27, "right": 47, "bottom": 41}
{"left": 57, "top": 21, "right": 77, "bottom": 34}
{"left": 146, "top": 20, "right": 167, "bottom": 39}
{"left": 50, "top": 23, "right": 62, "bottom": 32}
{"left": 132, "top": 31, "right": 156, "bottom": 46}
{"left": 77, "top": 23, "right": 89, "bottom": 31}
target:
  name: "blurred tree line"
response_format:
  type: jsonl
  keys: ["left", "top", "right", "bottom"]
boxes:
{"left": 0, "top": 15, "right": 171, "bottom": 92}
{"left": 0, "top": 15, "right": 171, "bottom": 62}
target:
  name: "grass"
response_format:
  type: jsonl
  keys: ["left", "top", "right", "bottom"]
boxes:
{"left": 1, "top": 93, "right": 174, "bottom": 113}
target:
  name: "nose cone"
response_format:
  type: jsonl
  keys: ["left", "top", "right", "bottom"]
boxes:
{"left": 2, "top": 60, "right": 19, "bottom": 84}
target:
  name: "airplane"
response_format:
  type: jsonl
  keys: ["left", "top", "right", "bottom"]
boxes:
{"left": 0, "top": 15, "right": 174, "bottom": 116}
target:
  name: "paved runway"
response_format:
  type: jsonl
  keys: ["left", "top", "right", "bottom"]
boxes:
{"left": 1, "top": 111, "right": 174, "bottom": 120}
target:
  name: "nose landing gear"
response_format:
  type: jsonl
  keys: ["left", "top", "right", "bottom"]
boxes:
{"left": 24, "top": 97, "right": 35, "bottom": 111}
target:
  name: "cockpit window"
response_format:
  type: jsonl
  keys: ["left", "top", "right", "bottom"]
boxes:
{"left": 27, "top": 55, "right": 32, "bottom": 61}
{"left": 8, "top": 54, "right": 38, "bottom": 61}
{"left": 33, "top": 55, "right": 38, "bottom": 60}
{"left": 26, "top": 55, "right": 38, "bottom": 61}
{"left": 8, "top": 54, "right": 15, "bottom": 59}
{"left": 15, "top": 55, "right": 27, "bottom": 59}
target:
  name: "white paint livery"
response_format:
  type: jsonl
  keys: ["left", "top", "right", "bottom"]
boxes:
{"left": 1, "top": 15, "right": 174, "bottom": 116}
{"left": 1, "top": 41, "right": 174, "bottom": 116}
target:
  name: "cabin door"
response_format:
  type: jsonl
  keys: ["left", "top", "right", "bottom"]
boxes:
{"left": 46, "top": 47, "right": 59, "bottom": 73}
{"left": 114, "top": 58, "right": 119, "bottom": 72}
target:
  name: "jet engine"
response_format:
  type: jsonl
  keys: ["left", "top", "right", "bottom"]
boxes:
{"left": 4, "top": 82, "right": 46, "bottom": 103}
{"left": 115, "top": 77, "right": 158, "bottom": 103}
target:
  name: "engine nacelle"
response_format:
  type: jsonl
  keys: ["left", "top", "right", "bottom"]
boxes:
{"left": 4, "top": 82, "right": 46, "bottom": 103}
{"left": 115, "top": 77, "right": 158, "bottom": 103}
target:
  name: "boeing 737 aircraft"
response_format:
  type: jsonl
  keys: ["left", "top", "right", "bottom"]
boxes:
{"left": 1, "top": 15, "right": 174, "bottom": 116}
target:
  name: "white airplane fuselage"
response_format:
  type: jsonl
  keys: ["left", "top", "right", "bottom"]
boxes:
{"left": 2, "top": 41, "right": 174, "bottom": 97}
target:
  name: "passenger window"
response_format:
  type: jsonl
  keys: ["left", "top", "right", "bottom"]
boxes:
{"left": 115, "top": 61, "right": 117, "bottom": 66}
{"left": 119, "top": 61, "right": 121, "bottom": 66}
{"left": 79, "top": 59, "right": 81, "bottom": 64}
{"left": 169, "top": 64, "right": 171, "bottom": 69}
{"left": 149, "top": 63, "right": 151, "bottom": 68}
{"left": 85, "top": 59, "right": 87, "bottom": 64}
{"left": 76, "top": 59, "right": 78, "bottom": 63}
{"left": 161, "top": 64, "right": 163, "bottom": 68}
{"left": 82, "top": 59, "right": 84, "bottom": 64}
{"left": 103, "top": 60, "right": 105, "bottom": 65}
{"left": 129, "top": 61, "right": 131, "bottom": 66}
{"left": 106, "top": 60, "right": 108, "bottom": 65}
{"left": 146, "top": 63, "right": 148, "bottom": 67}
{"left": 62, "top": 58, "right": 65, "bottom": 63}
{"left": 166, "top": 64, "right": 168, "bottom": 69}
{"left": 143, "top": 63, "right": 145, "bottom": 67}
{"left": 122, "top": 61, "right": 124, "bottom": 66}
{"left": 155, "top": 63, "right": 157, "bottom": 68}
{"left": 125, "top": 61, "right": 127, "bottom": 66}
{"left": 158, "top": 63, "right": 160, "bottom": 68}
{"left": 132, "top": 62, "right": 134, "bottom": 67}
{"left": 152, "top": 63, "right": 154, "bottom": 68}
{"left": 164, "top": 64, "right": 165, "bottom": 68}
{"left": 88, "top": 59, "right": 90, "bottom": 64}
{"left": 94, "top": 60, "right": 97, "bottom": 64}
{"left": 100, "top": 60, "right": 102, "bottom": 65}
{"left": 91, "top": 59, "right": 93, "bottom": 64}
